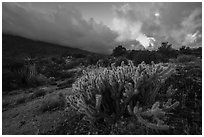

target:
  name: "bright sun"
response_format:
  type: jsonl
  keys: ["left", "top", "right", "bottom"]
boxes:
{"left": 155, "top": 12, "right": 160, "bottom": 17}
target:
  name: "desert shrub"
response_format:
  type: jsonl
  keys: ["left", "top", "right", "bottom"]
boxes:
{"left": 36, "top": 74, "right": 48, "bottom": 83}
{"left": 67, "top": 61, "right": 179, "bottom": 131}
{"left": 158, "top": 42, "right": 178, "bottom": 58}
{"left": 42, "top": 66, "right": 62, "bottom": 79}
{"left": 86, "top": 55, "right": 102, "bottom": 65}
{"left": 64, "top": 59, "right": 83, "bottom": 70}
{"left": 39, "top": 93, "right": 66, "bottom": 112}
{"left": 96, "top": 57, "right": 115, "bottom": 67}
{"left": 29, "top": 88, "right": 47, "bottom": 99}
{"left": 132, "top": 51, "right": 151, "bottom": 65}
{"left": 111, "top": 45, "right": 127, "bottom": 57}
{"left": 114, "top": 57, "right": 129, "bottom": 67}
{"left": 3, "top": 59, "right": 42, "bottom": 91}
{"left": 51, "top": 57, "right": 65, "bottom": 64}
{"left": 6, "top": 62, "right": 48, "bottom": 89}
{"left": 15, "top": 94, "right": 28, "bottom": 105}
{"left": 26, "top": 74, "right": 48, "bottom": 87}
{"left": 71, "top": 53, "right": 86, "bottom": 58}
{"left": 175, "top": 55, "right": 197, "bottom": 63}
{"left": 2, "top": 69, "right": 17, "bottom": 91}
{"left": 97, "top": 58, "right": 109, "bottom": 67}
{"left": 57, "top": 77, "right": 76, "bottom": 90}
{"left": 59, "top": 70, "right": 76, "bottom": 79}
{"left": 2, "top": 100, "right": 11, "bottom": 109}
{"left": 132, "top": 51, "right": 168, "bottom": 65}
{"left": 9, "top": 60, "right": 25, "bottom": 73}
{"left": 66, "top": 78, "right": 76, "bottom": 86}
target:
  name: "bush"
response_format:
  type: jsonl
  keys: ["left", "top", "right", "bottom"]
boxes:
{"left": 111, "top": 45, "right": 127, "bottom": 57}
{"left": 3, "top": 62, "right": 48, "bottom": 91}
{"left": 175, "top": 55, "right": 197, "bottom": 63}
{"left": 132, "top": 51, "right": 168, "bottom": 65}
{"left": 86, "top": 55, "right": 102, "bottom": 65}
{"left": 96, "top": 58, "right": 112, "bottom": 67}
{"left": 58, "top": 70, "right": 76, "bottom": 79}
{"left": 72, "top": 53, "right": 86, "bottom": 58}
{"left": 2, "top": 69, "right": 17, "bottom": 91}
{"left": 64, "top": 59, "right": 83, "bottom": 70}
{"left": 158, "top": 42, "right": 178, "bottom": 58}
{"left": 57, "top": 78, "right": 76, "bottom": 89}
{"left": 26, "top": 74, "right": 48, "bottom": 87}
{"left": 67, "top": 61, "right": 179, "bottom": 130}
{"left": 39, "top": 93, "right": 66, "bottom": 112}
{"left": 2, "top": 100, "right": 10, "bottom": 109}
{"left": 114, "top": 57, "right": 129, "bottom": 67}
{"left": 15, "top": 94, "right": 28, "bottom": 105}
{"left": 29, "top": 88, "right": 47, "bottom": 99}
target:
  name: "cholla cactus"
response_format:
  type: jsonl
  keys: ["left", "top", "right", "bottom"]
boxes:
{"left": 66, "top": 60, "right": 178, "bottom": 126}
{"left": 128, "top": 99, "right": 179, "bottom": 130}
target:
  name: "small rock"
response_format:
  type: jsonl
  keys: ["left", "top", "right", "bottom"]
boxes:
{"left": 19, "top": 120, "right": 26, "bottom": 127}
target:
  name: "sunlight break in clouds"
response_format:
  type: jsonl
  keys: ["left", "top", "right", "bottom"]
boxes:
{"left": 111, "top": 3, "right": 201, "bottom": 50}
{"left": 183, "top": 30, "right": 202, "bottom": 46}
{"left": 170, "top": 8, "right": 202, "bottom": 47}
{"left": 2, "top": 2, "right": 202, "bottom": 53}
{"left": 136, "top": 34, "right": 156, "bottom": 49}
{"left": 154, "top": 12, "right": 160, "bottom": 17}
{"left": 112, "top": 3, "right": 157, "bottom": 49}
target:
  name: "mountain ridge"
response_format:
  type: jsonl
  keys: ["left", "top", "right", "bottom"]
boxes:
{"left": 2, "top": 33, "right": 104, "bottom": 66}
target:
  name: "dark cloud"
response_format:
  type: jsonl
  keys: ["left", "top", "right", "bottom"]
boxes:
{"left": 2, "top": 3, "right": 118, "bottom": 54}
{"left": 2, "top": 2, "right": 202, "bottom": 53}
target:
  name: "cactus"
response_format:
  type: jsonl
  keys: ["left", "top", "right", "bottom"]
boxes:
{"left": 128, "top": 99, "right": 179, "bottom": 130}
{"left": 66, "top": 60, "right": 178, "bottom": 127}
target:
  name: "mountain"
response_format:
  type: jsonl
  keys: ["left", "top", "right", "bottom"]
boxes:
{"left": 2, "top": 34, "right": 101, "bottom": 66}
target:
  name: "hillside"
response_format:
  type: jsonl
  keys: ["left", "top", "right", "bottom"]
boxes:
{"left": 2, "top": 34, "right": 100, "bottom": 66}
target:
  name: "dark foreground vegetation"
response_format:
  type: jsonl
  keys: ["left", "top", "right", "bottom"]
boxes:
{"left": 2, "top": 34, "right": 202, "bottom": 135}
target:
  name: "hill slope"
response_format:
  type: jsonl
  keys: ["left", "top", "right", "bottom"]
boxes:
{"left": 2, "top": 34, "right": 99, "bottom": 66}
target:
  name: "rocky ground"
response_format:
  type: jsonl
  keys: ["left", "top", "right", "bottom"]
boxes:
{"left": 2, "top": 61, "right": 202, "bottom": 135}
{"left": 2, "top": 79, "right": 74, "bottom": 135}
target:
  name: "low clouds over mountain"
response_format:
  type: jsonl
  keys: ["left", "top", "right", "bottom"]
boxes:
{"left": 3, "top": 3, "right": 202, "bottom": 54}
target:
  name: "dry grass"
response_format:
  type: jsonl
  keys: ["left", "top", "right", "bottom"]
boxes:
{"left": 15, "top": 94, "right": 28, "bottom": 105}
{"left": 38, "top": 93, "right": 66, "bottom": 113}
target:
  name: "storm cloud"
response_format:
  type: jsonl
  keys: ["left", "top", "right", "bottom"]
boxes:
{"left": 2, "top": 3, "right": 118, "bottom": 54}
{"left": 2, "top": 2, "right": 202, "bottom": 54}
{"left": 111, "top": 3, "right": 202, "bottom": 50}
{"left": 170, "top": 8, "right": 202, "bottom": 47}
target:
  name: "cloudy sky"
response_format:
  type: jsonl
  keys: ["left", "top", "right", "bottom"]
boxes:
{"left": 2, "top": 2, "right": 202, "bottom": 54}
